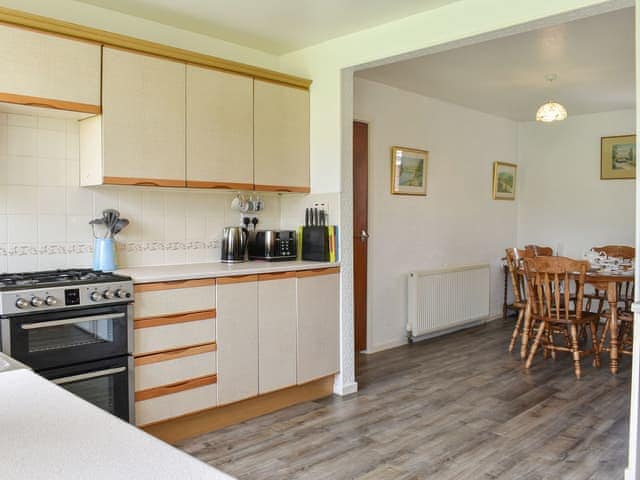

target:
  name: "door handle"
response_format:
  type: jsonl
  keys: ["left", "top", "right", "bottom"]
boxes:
{"left": 52, "top": 366, "right": 127, "bottom": 385}
{"left": 20, "top": 313, "right": 125, "bottom": 330}
{"left": 360, "top": 230, "right": 369, "bottom": 242}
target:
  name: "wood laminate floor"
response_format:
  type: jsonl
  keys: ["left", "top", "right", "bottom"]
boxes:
{"left": 179, "top": 319, "right": 631, "bottom": 479}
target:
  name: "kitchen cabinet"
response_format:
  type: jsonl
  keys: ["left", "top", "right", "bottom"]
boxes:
{"left": 186, "top": 65, "right": 254, "bottom": 190}
{"left": 216, "top": 275, "right": 259, "bottom": 405}
{"left": 80, "top": 47, "right": 186, "bottom": 187}
{"left": 258, "top": 271, "right": 298, "bottom": 394}
{"left": 254, "top": 79, "right": 310, "bottom": 193}
{"left": 296, "top": 267, "right": 340, "bottom": 384}
{"left": 0, "top": 24, "right": 101, "bottom": 112}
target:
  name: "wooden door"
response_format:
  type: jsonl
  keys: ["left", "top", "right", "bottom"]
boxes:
{"left": 257, "top": 272, "right": 298, "bottom": 394}
{"left": 254, "top": 79, "right": 310, "bottom": 193}
{"left": 296, "top": 268, "right": 340, "bottom": 384}
{"left": 186, "top": 65, "right": 254, "bottom": 190}
{"left": 102, "top": 47, "right": 186, "bottom": 185}
{"left": 216, "top": 276, "right": 259, "bottom": 405}
{"left": 353, "top": 121, "right": 368, "bottom": 368}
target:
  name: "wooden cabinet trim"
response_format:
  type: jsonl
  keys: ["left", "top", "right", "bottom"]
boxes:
{"left": 135, "top": 278, "right": 216, "bottom": 292}
{"left": 186, "top": 180, "right": 254, "bottom": 190}
{"left": 217, "top": 274, "right": 258, "bottom": 285}
{"left": 0, "top": 7, "right": 311, "bottom": 89}
{"left": 0, "top": 92, "right": 100, "bottom": 114}
{"left": 254, "top": 184, "right": 310, "bottom": 194}
{"left": 134, "top": 342, "right": 217, "bottom": 366}
{"left": 135, "top": 374, "right": 217, "bottom": 402}
{"left": 296, "top": 267, "right": 341, "bottom": 278}
{"left": 134, "top": 309, "right": 216, "bottom": 329}
{"left": 103, "top": 176, "right": 186, "bottom": 188}
{"left": 258, "top": 271, "right": 297, "bottom": 282}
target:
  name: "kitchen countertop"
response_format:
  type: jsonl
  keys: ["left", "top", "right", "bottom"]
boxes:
{"left": 117, "top": 260, "right": 339, "bottom": 283}
{"left": 0, "top": 368, "right": 234, "bottom": 480}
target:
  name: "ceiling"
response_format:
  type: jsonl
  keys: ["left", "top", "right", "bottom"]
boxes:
{"left": 74, "top": 0, "right": 461, "bottom": 54}
{"left": 356, "top": 8, "right": 635, "bottom": 121}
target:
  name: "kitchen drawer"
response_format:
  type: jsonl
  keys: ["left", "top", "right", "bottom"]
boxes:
{"left": 134, "top": 279, "right": 215, "bottom": 318}
{"left": 135, "top": 379, "right": 217, "bottom": 426}
{"left": 134, "top": 311, "right": 216, "bottom": 355}
{"left": 135, "top": 343, "right": 217, "bottom": 391}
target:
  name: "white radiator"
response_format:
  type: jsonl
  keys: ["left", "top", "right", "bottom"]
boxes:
{"left": 407, "top": 264, "right": 490, "bottom": 340}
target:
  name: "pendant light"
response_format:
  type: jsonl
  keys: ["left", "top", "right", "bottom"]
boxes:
{"left": 536, "top": 74, "right": 568, "bottom": 123}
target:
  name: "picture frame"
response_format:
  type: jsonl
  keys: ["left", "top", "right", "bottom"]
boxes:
{"left": 492, "top": 162, "right": 517, "bottom": 200}
{"left": 601, "top": 134, "right": 636, "bottom": 180}
{"left": 390, "top": 146, "right": 428, "bottom": 196}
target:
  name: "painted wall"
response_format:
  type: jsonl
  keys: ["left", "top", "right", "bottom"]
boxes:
{"left": 354, "top": 78, "right": 519, "bottom": 350}
{"left": 517, "top": 109, "right": 636, "bottom": 258}
{"left": 0, "top": 111, "right": 281, "bottom": 272}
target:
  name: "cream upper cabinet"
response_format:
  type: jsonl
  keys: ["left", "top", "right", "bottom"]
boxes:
{"left": 0, "top": 24, "right": 101, "bottom": 109}
{"left": 186, "top": 65, "right": 253, "bottom": 189}
{"left": 216, "top": 276, "right": 259, "bottom": 405}
{"left": 297, "top": 268, "right": 340, "bottom": 384}
{"left": 81, "top": 47, "right": 186, "bottom": 186}
{"left": 258, "top": 272, "right": 298, "bottom": 394}
{"left": 254, "top": 80, "right": 310, "bottom": 193}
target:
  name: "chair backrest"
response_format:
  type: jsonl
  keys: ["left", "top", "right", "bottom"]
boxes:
{"left": 505, "top": 248, "right": 527, "bottom": 305}
{"left": 525, "top": 244, "right": 554, "bottom": 257}
{"left": 523, "top": 256, "right": 589, "bottom": 322}
{"left": 592, "top": 245, "right": 635, "bottom": 260}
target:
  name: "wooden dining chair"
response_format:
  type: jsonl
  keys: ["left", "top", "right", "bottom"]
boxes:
{"left": 505, "top": 248, "right": 529, "bottom": 355}
{"left": 525, "top": 244, "right": 554, "bottom": 257}
{"left": 523, "top": 256, "right": 601, "bottom": 378}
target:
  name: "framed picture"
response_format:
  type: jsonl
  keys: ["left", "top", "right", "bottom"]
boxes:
{"left": 601, "top": 135, "right": 636, "bottom": 180}
{"left": 492, "top": 162, "right": 517, "bottom": 200}
{"left": 391, "top": 146, "right": 428, "bottom": 196}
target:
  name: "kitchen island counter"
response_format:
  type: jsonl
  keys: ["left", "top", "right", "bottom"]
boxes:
{"left": 0, "top": 369, "right": 233, "bottom": 480}
{"left": 117, "top": 260, "right": 339, "bottom": 283}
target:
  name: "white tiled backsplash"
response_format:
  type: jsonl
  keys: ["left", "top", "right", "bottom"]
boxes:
{"left": 0, "top": 111, "right": 283, "bottom": 272}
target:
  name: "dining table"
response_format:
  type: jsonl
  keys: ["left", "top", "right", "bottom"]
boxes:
{"left": 520, "top": 267, "right": 634, "bottom": 375}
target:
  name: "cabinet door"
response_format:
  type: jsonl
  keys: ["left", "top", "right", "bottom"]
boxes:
{"left": 254, "top": 79, "right": 310, "bottom": 193}
{"left": 186, "top": 65, "right": 253, "bottom": 189}
{"left": 258, "top": 272, "right": 297, "bottom": 394}
{"left": 102, "top": 47, "right": 186, "bottom": 185}
{"left": 216, "top": 276, "right": 258, "bottom": 405}
{"left": 297, "top": 268, "right": 340, "bottom": 384}
{"left": 0, "top": 24, "right": 101, "bottom": 110}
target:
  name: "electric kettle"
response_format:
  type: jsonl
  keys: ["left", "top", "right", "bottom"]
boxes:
{"left": 221, "top": 226, "right": 248, "bottom": 263}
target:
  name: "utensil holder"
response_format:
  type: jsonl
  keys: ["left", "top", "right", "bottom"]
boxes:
{"left": 93, "top": 238, "right": 116, "bottom": 272}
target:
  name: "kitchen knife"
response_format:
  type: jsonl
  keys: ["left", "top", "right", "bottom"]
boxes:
{"left": 305, "top": 208, "right": 310, "bottom": 227}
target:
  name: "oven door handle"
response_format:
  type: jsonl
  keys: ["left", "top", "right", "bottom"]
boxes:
{"left": 52, "top": 366, "right": 127, "bottom": 385}
{"left": 20, "top": 313, "right": 126, "bottom": 330}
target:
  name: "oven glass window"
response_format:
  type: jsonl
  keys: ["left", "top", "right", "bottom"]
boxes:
{"left": 27, "top": 317, "right": 115, "bottom": 353}
{"left": 61, "top": 375, "right": 116, "bottom": 414}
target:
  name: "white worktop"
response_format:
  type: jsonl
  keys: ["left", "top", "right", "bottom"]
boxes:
{"left": 117, "top": 260, "right": 339, "bottom": 283}
{"left": 0, "top": 369, "right": 234, "bottom": 480}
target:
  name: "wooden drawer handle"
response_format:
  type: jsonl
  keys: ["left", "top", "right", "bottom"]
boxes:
{"left": 134, "top": 181, "right": 160, "bottom": 186}
{"left": 297, "top": 267, "right": 340, "bottom": 278}
{"left": 258, "top": 271, "right": 297, "bottom": 281}
{"left": 135, "top": 309, "right": 216, "bottom": 329}
{"left": 135, "top": 278, "right": 216, "bottom": 292}
{"left": 135, "top": 374, "right": 217, "bottom": 402}
{"left": 217, "top": 274, "right": 258, "bottom": 285}
{"left": 135, "top": 342, "right": 217, "bottom": 366}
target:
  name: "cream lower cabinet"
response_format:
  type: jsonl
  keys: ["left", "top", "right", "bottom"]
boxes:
{"left": 258, "top": 272, "right": 298, "bottom": 394}
{"left": 297, "top": 268, "right": 340, "bottom": 384}
{"left": 80, "top": 47, "right": 186, "bottom": 187}
{"left": 216, "top": 276, "right": 259, "bottom": 405}
{"left": 133, "top": 279, "right": 217, "bottom": 426}
{"left": 253, "top": 79, "right": 310, "bottom": 193}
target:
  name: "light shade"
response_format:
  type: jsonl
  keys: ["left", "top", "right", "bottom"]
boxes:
{"left": 536, "top": 101, "right": 568, "bottom": 122}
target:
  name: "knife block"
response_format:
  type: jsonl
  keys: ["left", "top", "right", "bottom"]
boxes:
{"left": 301, "top": 226, "right": 330, "bottom": 262}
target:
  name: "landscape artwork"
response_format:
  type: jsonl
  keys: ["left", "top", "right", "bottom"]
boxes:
{"left": 601, "top": 135, "right": 636, "bottom": 179}
{"left": 391, "top": 146, "right": 428, "bottom": 196}
{"left": 492, "top": 162, "right": 517, "bottom": 200}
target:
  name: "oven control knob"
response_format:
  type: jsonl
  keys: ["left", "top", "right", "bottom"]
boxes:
{"left": 103, "top": 289, "right": 115, "bottom": 300}
{"left": 30, "top": 296, "right": 45, "bottom": 307}
{"left": 115, "top": 289, "right": 130, "bottom": 299}
{"left": 15, "top": 298, "right": 29, "bottom": 309}
{"left": 90, "top": 291, "right": 102, "bottom": 302}
{"left": 45, "top": 296, "right": 58, "bottom": 306}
